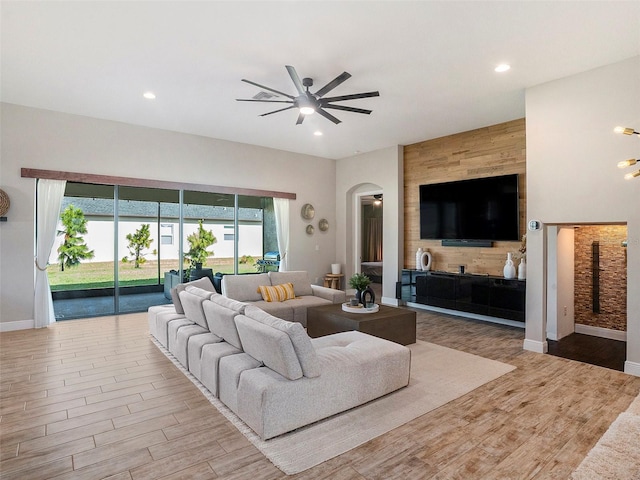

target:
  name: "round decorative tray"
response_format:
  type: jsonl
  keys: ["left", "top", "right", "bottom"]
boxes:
{"left": 342, "top": 303, "right": 379, "bottom": 314}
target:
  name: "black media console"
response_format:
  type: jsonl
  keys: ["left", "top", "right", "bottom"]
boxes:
{"left": 397, "top": 269, "right": 525, "bottom": 323}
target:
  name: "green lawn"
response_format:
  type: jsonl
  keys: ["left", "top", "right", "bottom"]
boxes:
{"left": 48, "top": 258, "right": 258, "bottom": 291}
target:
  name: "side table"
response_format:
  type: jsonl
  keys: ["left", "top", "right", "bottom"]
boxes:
{"left": 323, "top": 273, "right": 344, "bottom": 290}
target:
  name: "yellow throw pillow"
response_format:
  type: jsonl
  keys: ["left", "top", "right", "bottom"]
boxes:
{"left": 257, "top": 283, "right": 296, "bottom": 302}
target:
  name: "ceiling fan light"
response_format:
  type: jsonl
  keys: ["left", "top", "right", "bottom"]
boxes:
{"left": 300, "top": 106, "right": 315, "bottom": 115}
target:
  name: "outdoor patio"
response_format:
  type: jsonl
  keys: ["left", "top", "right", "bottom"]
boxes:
{"left": 53, "top": 291, "right": 170, "bottom": 320}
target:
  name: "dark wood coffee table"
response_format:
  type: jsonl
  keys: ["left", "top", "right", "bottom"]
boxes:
{"left": 307, "top": 304, "right": 416, "bottom": 345}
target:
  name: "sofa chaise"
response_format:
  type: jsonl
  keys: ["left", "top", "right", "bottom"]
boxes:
{"left": 148, "top": 277, "right": 410, "bottom": 440}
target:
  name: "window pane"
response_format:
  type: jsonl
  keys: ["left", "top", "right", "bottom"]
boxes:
{"left": 118, "top": 187, "right": 179, "bottom": 314}
{"left": 49, "top": 187, "right": 116, "bottom": 319}
{"left": 183, "top": 191, "right": 235, "bottom": 276}
{"left": 238, "top": 195, "right": 270, "bottom": 273}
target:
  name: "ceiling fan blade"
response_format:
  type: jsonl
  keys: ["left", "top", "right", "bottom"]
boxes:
{"left": 316, "top": 108, "right": 342, "bottom": 124}
{"left": 321, "top": 103, "right": 372, "bottom": 115}
{"left": 320, "top": 91, "right": 380, "bottom": 103}
{"left": 259, "top": 105, "right": 296, "bottom": 117}
{"left": 296, "top": 112, "right": 305, "bottom": 125}
{"left": 241, "top": 79, "right": 294, "bottom": 99}
{"left": 314, "top": 72, "right": 351, "bottom": 98}
{"left": 236, "top": 99, "right": 294, "bottom": 104}
{"left": 285, "top": 65, "right": 305, "bottom": 95}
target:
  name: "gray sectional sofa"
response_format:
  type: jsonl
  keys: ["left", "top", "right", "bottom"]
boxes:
{"left": 221, "top": 271, "right": 345, "bottom": 327}
{"left": 148, "top": 275, "right": 411, "bottom": 440}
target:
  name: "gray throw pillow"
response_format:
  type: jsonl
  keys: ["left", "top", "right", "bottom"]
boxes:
{"left": 244, "top": 305, "right": 320, "bottom": 378}
{"left": 235, "top": 314, "right": 303, "bottom": 381}
{"left": 170, "top": 276, "right": 216, "bottom": 314}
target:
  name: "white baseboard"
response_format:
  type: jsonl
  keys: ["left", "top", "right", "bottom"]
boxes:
{"left": 546, "top": 332, "right": 558, "bottom": 341}
{"left": 575, "top": 324, "right": 627, "bottom": 342}
{"left": 406, "top": 302, "right": 525, "bottom": 329}
{"left": 381, "top": 296, "right": 399, "bottom": 306}
{"left": 523, "top": 338, "right": 549, "bottom": 354}
{"left": 0, "top": 319, "right": 35, "bottom": 332}
{"left": 624, "top": 361, "right": 640, "bottom": 378}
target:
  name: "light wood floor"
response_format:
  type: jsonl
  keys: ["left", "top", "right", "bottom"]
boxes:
{"left": 1, "top": 310, "right": 639, "bottom": 479}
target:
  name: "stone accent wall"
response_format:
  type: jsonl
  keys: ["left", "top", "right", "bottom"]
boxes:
{"left": 574, "top": 225, "right": 627, "bottom": 331}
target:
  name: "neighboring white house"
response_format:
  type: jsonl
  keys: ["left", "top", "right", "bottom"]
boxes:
{"left": 49, "top": 196, "right": 265, "bottom": 265}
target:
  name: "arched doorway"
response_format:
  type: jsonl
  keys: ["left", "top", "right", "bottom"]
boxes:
{"left": 353, "top": 185, "right": 383, "bottom": 298}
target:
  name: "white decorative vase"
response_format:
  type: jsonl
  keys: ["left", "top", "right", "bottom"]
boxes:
{"left": 518, "top": 258, "right": 526, "bottom": 280}
{"left": 420, "top": 251, "right": 432, "bottom": 271}
{"left": 503, "top": 253, "right": 516, "bottom": 279}
{"left": 331, "top": 263, "right": 341, "bottom": 275}
{"left": 416, "top": 248, "right": 424, "bottom": 270}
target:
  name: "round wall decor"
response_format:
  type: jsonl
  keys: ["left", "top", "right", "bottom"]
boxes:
{"left": 306, "top": 224, "right": 315, "bottom": 235}
{"left": 301, "top": 203, "right": 315, "bottom": 220}
{"left": 0, "top": 189, "right": 10, "bottom": 217}
{"left": 319, "top": 218, "right": 329, "bottom": 231}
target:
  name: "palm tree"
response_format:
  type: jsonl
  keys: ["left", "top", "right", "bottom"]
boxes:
{"left": 57, "top": 205, "right": 94, "bottom": 271}
{"left": 122, "top": 224, "right": 153, "bottom": 268}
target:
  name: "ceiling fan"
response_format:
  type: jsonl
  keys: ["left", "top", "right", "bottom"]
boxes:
{"left": 236, "top": 65, "right": 380, "bottom": 125}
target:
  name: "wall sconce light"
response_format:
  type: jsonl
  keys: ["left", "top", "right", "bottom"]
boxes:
{"left": 614, "top": 126, "right": 640, "bottom": 136}
{"left": 618, "top": 158, "right": 640, "bottom": 179}
{"left": 614, "top": 127, "right": 639, "bottom": 180}
{"left": 373, "top": 194, "right": 383, "bottom": 206}
{"left": 624, "top": 169, "right": 640, "bottom": 180}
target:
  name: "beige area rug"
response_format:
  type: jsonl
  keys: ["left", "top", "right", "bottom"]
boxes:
{"left": 571, "top": 395, "right": 640, "bottom": 480}
{"left": 153, "top": 339, "right": 516, "bottom": 475}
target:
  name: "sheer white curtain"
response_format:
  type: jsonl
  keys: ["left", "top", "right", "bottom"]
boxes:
{"left": 273, "top": 198, "right": 290, "bottom": 272}
{"left": 34, "top": 179, "right": 66, "bottom": 328}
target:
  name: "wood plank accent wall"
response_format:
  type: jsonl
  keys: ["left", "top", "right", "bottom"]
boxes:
{"left": 403, "top": 118, "right": 526, "bottom": 276}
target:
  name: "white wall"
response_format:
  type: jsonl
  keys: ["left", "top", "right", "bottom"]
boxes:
{"left": 0, "top": 103, "right": 337, "bottom": 326}
{"left": 336, "top": 146, "right": 403, "bottom": 304}
{"left": 546, "top": 226, "right": 575, "bottom": 341}
{"left": 545, "top": 226, "right": 560, "bottom": 341}
{"left": 556, "top": 227, "right": 575, "bottom": 340}
{"left": 525, "top": 56, "right": 640, "bottom": 375}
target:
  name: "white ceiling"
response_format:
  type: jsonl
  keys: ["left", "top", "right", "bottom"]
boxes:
{"left": 2, "top": 1, "right": 639, "bottom": 159}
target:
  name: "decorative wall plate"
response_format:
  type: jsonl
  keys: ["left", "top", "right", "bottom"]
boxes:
{"left": 306, "top": 224, "right": 315, "bottom": 235}
{"left": 0, "top": 189, "right": 10, "bottom": 217}
{"left": 301, "top": 203, "right": 315, "bottom": 220}
{"left": 319, "top": 218, "right": 329, "bottom": 231}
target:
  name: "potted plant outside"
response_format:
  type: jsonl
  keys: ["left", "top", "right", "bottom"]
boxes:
{"left": 184, "top": 220, "right": 217, "bottom": 280}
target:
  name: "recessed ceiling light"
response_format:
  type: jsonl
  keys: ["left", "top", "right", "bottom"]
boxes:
{"left": 495, "top": 64, "right": 511, "bottom": 73}
{"left": 143, "top": 92, "right": 156, "bottom": 100}
{"left": 314, "top": 131, "right": 323, "bottom": 136}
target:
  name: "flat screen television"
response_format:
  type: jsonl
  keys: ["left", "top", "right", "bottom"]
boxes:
{"left": 419, "top": 174, "right": 519, "bottom": 241}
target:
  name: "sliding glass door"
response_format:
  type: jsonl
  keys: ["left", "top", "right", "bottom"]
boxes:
{"left": 117, "top": 186, "right": 180, "bottom": 314}
{"left": 49, "top": 183, "right": 117, "bottom": 319}
{"left": 49, "top": 182, "right": 277, "bottom": 320}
